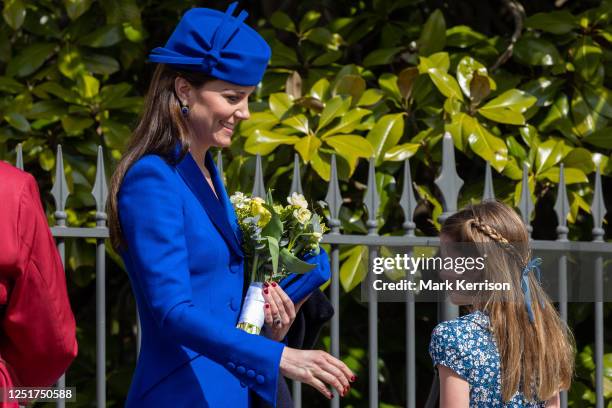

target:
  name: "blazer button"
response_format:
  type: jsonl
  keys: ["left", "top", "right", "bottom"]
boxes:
{"left": 230, "top": 297, "right": 239, "bottom": 311}
{"left": 227, "top": 362, "right": 235, "bottom": 370}
{"left": 237, "top": 366, "right": 246, "bottom": 374}
{"left": 247, "top": 369, "right": 255, "bottom": 378}
{"left": 256, "top": 375, "right": 265, "bottom": 384}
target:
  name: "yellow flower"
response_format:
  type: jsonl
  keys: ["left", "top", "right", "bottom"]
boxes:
{"left": 251, "top": 200, "right": 271, "bottom": 227}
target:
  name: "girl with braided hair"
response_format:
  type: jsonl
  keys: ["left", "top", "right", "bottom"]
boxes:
{"left": 429, "top": 199, "right": 574, "bottom": 407}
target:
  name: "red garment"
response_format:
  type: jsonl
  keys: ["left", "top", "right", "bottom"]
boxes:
{"left": 0, "top": 161, "right": 77, "bottom": 406}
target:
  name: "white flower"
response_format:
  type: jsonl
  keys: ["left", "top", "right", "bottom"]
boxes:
{"left": 287, "top": 192, "right": 308, "bottom": 209}
{"left": 293, "top": 207, "right": 311, "bottom": 224}
{"left": 230, "top": 191, "right": 247, "bottom": 204}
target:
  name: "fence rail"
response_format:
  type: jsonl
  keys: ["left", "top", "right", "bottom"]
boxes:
{"left": 10, "top": 131, "right": 610, "bottom": 407}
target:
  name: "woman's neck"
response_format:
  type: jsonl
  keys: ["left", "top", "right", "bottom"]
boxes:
{"left": 188, "top": 139, "right": 210, "bottom": 176}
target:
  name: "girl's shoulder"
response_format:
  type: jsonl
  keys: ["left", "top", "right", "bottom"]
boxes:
{"left": 431, "top": 310, "right": 491, "bottom": 340}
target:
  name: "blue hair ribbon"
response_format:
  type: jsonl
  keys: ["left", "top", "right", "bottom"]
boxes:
{"left": 521, "top": 257, "right": 544, "bottom": 323}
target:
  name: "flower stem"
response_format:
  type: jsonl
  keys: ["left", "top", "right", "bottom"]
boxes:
{"left": 250, "top": 253, "right": 260, "bottom": 283}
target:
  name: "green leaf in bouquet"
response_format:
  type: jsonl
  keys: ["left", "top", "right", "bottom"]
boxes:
{"left": 279, "top": 248, "right": 315, "bottom": 274}
{"left": 261, "top": 205, "right": 283, "bottom": 241}
{"left": 266, "top": 236, "right": 280, "bottom": 275}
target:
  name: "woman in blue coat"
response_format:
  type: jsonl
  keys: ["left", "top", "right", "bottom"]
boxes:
{"left": 107, "top": 3, "right": 354, "bottom": 407}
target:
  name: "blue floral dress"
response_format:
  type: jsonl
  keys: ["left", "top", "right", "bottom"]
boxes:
{"left": 429, "top": 310, "right": 546, "bottom": 407}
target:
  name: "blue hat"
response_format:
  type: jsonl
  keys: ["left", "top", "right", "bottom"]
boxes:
{"left": 148, "top": 2, "right": 271, "bottom": 86}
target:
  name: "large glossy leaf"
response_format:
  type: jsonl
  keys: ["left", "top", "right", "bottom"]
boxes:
{"left": 478, "top": 89, "right": 536, "bottom": 125}
{"left": 299, "top": 10, "right": 321, "bottom": 33}
{"left": 562, "top": 148, "right": 594, "bottom": 174}
{"left": 513, "top": 36, "right": 562, "bottom": 66}
{"left": 525, "top": 11, "right": 577, "bottom": 34}
{"left": 445, "top": 112, "right": 470, "bottom": 152}
{"left": 424, "top": 67, "right": 463, "bottom": 101}
{"left": 397, "top": 67, "right": 419, "bottom": 100}
{"left": 238, "top": 112, "right": 278, "bottom": 136}
{"left": 101, "top": 118, "right": 130, "bottom": 149}
{"left": 419, "top": 9, "right": 446, "bottom": 56}
{"left": 294, "top": 134, "right": 321, "bottom": 163}
{"left": 378, "top": 73, "right": 402, "bottom": 102}
{"left": 3, "top": 112, "right": 30, "bottom": 132}
{"left": 535, "top": 139, "right": 565, "bottom": 174}
{"left": 573, "top": 38, "right": 603, "bottom": 83}
{"left": 339, "top": 245, "right": 368, "bottom": 292}
{"left": 269, "top": 93, "right": 293, "bottom": 119}
{"left": 245, "top": 129, "right": 300, "bottom": 155}
{"left": 270, "top": 11, "right": 296, "bottom": 32}
{"left": 76, "top": 74, "right": 100, "bottom": 99}
{"left": 310, "top": 78, "right": 330, "bottom": 102}
{"left": 333, "top": 75, "right": 366, "bottom": 103}
{"left": 538, "top": 167, "right": 588, "bottom": 184}
{"left": 583, "top": 127, "right": 612, "bottom": 148}
{"left": 0, "top": 76, "right": 25, "bottom": 93}
{"left": 317, "top": 96, "right": 350, "bottom": 131}
{"left": 583, "top": 85, "right": 612, "bottom": 120}
{"left": 456, "top": 56, "right": 495, "bottom": 101}
{"left": 445, "top": 25, "right": 487, "bottom": 48}
{"left": 282, "top": 114, "right": 309, "bottom": 134}
{"left": 357, "top": 89, "right": 384, "bottom": 107}
{"left": 82, "top": 53, "right": 120, "bottom": 75}
{"left": 382, "top": 143, "right": 420, "bottom": 161}
{"left": 325, "top": 135, "right": 374, "bottom": 159}
{"left": 78, "top": 25, "right": 123, "bottom": 48}
{"left": 2, "top": 0, "right": 26, "bottom": 30}
{"left": 366, "top": 113, "right": 405, "bottom": 165}
{"left": 464, "top": 116, "right": 508, "bottom": 172}
{"left": 62, "top": 115, "right": 94, "bottom": 136}
{"left": 521, "top": 77, "right": 564, "bottom": 107}
{"left": 6, "top": 43, "right": 56, "bottom": 77}
{"left": 64, "top": 0, "right": 94, "bottom": 20}
{"left": 363, "top": 47, "right": 403, "bottom": 66}
{"left": 572, "top": 89, "right": 607, "bottom": 137}
{"left": 320, "top": 108, "right": 370, "bottom": 139}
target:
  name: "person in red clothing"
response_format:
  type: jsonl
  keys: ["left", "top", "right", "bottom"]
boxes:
{"left": 0, "top": 161, "right": 78, "bottom": 407}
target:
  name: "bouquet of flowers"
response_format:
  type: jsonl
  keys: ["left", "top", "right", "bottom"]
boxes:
{"left": 230, "top": 191, "right": 328, "bottom": 334}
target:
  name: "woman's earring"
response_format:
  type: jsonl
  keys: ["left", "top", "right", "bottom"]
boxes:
{"left": 180, "top": 102, "right": 189, "bottom": 117}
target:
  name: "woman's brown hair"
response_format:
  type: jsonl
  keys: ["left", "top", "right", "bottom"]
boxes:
{"left": 107, "top": 64, "right": 212, "bottom": 250}
{"left": 441, "top": 199, "right": 574, "bottom": 402}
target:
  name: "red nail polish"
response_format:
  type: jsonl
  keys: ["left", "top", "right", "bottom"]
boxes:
{"left": 263, "top": 282, "right": 269, "bottom": 287}
{"left": 271, "top": 282, "right": 277, "bottom": 287}
{"left": 265, "top": 303, "right": 270, "bottom": 309}
{"left": 264, "top": 288, "right": 269, "bottom": 294}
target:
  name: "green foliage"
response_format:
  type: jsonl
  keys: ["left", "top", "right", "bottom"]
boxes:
{"left": 2, "top": 1, "right": 611, "bottom": 406}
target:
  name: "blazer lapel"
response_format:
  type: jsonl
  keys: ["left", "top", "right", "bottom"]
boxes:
{"left": 176, "top": 152, "right": 243, "bottom": 257}
{"left": 206, "top": 151, "right": 244, "bottom": 247}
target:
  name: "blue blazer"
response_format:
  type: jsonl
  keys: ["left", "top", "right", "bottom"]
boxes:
{"left": 118, "top": 150, "right": 285, "bottom": 407}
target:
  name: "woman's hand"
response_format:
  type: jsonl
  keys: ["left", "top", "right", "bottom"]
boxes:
{"left": 279, "top": 347, "right": 355, "bottom": 399}
{"left": 261, "top": 282, "right": 308, "bottom": 341}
